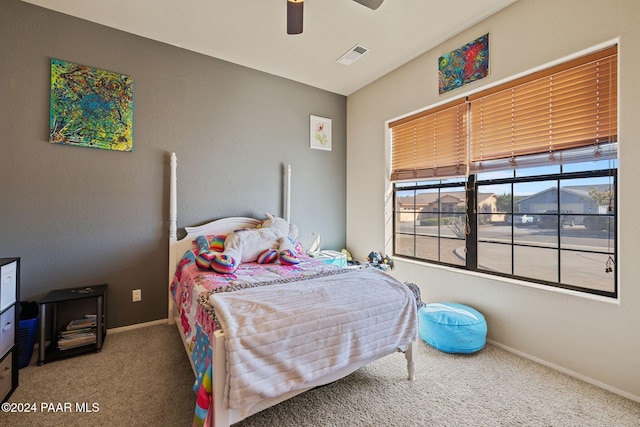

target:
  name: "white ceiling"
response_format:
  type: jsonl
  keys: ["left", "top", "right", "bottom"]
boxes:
{"left": 22, "top": 0, "right": 517, "bottom": 96}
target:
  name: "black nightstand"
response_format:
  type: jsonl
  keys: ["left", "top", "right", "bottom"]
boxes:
{"left": 38, "top": 284, "right": 107, "bottom": 365}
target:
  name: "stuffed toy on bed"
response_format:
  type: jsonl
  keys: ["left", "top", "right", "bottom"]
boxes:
{"left": 197, "top": 213, "right": 300, "bottom": 274}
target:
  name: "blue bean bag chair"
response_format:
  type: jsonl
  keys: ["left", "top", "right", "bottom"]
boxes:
{"left": 419, "top": 302, "right": 487, "bottom": 354}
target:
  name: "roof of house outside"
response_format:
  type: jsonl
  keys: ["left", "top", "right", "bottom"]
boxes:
{"left": 515, "top": 184, "right": 612, "bottom": 204}
{"left": 397, "top": 191, "right": 495, "bottom": 207}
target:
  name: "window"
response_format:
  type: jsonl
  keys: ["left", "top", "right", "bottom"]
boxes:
{"left": 390, "top": 46, "right": 618, "bottom": 298}
{"left": 395, "top": 178, "right": 467, "bottom": 267}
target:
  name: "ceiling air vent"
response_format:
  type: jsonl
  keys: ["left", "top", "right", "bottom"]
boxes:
{"left": 336, "top": 44, "right": 369, "bottom": 66}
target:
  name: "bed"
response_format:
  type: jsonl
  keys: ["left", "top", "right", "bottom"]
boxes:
{"left": 167, "top": 153, "right": 420, "bottom": 427}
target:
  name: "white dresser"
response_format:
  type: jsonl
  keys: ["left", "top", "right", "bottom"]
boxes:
{"left": 0, "top": 258, "right": 19, "bottom": 403}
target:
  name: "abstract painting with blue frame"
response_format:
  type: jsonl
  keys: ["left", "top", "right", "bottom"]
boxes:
{"left": 438, "top": 34, "right": 489, "bottom": 94}
{"left": 49, "top": 58, "right": 133, "bottom": 152}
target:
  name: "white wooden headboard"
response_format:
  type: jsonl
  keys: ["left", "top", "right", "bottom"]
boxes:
{"left": 167, "top": 152, "right": 292, "bottom": 320}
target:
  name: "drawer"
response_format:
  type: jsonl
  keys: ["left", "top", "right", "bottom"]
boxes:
{"left": 0, "top": 351, "right": 12, "bottom": 401}
{"left": 0, "top": 261, "right": 17, "bottom": 311}
{"left": 0, "top": 306, "right": 15, "bottom": 357}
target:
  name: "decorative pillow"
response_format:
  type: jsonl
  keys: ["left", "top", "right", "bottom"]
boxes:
{"left": 194, "top": 234, "right": 227, "bottom": 252}
{"left": 210, "top": 254, "right": 237, "bottom": 274}
{"left": 195, "top": 250, "right": 216, "bottom": 270}
{"left": 257, "top": 249, "right": 278, "bottom": 264}
{"left": 207, "top": 234, "right": 227, "bottom": 252}
{"left": 194, "top": 235, "right": 211, "bottom": 253}
{"left": 279, "top": 249, "right": 300, "bottom": 266}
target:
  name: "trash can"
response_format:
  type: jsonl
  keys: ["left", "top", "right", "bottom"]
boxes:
{"left": 18, "top": 301, "right": 39, "bottom": 368}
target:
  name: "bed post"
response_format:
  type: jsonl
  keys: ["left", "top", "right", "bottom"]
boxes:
{"left": 168, "top": 152, "right": 177, "bottom": 324}
{"left": 405, "top": 340, "right": 417, "bottom": 381}
{"left": 284, "top": 164, "right": 291, "bottom": 222}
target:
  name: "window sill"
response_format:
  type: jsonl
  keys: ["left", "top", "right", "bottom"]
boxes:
{"left": 391, "top": 256, "right": 621, "bottom": 305}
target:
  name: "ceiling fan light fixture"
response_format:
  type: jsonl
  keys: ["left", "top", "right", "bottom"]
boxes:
{"left": 287, "top": 0, "right": 304, "bottom": 35}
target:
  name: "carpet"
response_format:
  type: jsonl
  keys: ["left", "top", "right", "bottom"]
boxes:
{"left": 4, "top": 323, "right": 639, "bottom": 427}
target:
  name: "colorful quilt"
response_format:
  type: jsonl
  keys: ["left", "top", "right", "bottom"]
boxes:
{"left": 170, "top": 249, "right": 345, "bottom": 426}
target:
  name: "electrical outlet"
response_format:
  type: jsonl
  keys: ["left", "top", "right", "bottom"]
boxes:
{"left": 132, "top": 289, "right": 142, "bottom": 302}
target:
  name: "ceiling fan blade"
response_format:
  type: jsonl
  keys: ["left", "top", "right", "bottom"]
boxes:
{"left": 353, "top": 0, "right": 384, "bottom": 10}
{"left": 287, "top": 0, "right": 304, "bottom": 35}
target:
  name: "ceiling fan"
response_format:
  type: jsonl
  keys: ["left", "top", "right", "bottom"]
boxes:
{"left": 287, "top": 0, "right": 385, "bottom": 35}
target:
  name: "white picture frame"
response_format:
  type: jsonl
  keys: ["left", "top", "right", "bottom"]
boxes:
{"left": 310, "top": 115, "right": 332, "bottom": 151}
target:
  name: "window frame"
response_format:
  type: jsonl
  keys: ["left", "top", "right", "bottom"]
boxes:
{"left": 389, "top": 45, "right": 618, "bottom": 299}
{"left": 392, "top": 165, "right": 618, "bottom": 298}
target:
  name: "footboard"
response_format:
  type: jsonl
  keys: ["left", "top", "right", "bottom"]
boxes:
{"left": 210, "top": 335, "right": 417, "bottom": 427}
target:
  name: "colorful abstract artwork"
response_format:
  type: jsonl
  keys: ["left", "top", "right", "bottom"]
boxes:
{"left": 438, "top": 34, "right": 489, "bottom": 94}
{"left": 49, "top": 59, "right": 133, "bottom": 152}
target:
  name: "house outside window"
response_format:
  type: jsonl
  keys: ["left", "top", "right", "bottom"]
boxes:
{"left": 390, "top": 46, "right": 618, "bottom": 298}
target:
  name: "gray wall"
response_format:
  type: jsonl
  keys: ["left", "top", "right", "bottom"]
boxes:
{"left": 0, "top": 0, "right": 346, "bottom": 328}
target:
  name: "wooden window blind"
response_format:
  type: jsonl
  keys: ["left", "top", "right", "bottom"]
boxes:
{"left": 389, "top": 45, "right": 617, "bottom": 181}
{"left": 469, "top": 46, "right": 617, "bottom": 168}
{"left": 389, "top": 99, "right": 467, "bottom": 181}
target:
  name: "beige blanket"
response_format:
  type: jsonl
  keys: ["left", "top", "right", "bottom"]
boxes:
{"left": 209, "top": 267, "right": 418, "bottom": 412}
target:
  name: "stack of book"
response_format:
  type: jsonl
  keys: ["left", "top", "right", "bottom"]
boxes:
{"left": 57, "top": 315, "right": 97, "bottom": 350}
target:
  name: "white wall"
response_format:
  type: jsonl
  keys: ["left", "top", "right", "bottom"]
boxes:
{"left": 347, "top": 0, "right": 640, "bottom": 400}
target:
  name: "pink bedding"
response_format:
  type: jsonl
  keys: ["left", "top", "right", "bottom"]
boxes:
{"left": 171, "top": 251, "right": 343, "bottom": 352}
{"left": 170, "top": 249, "right": 345, "bottom": 425}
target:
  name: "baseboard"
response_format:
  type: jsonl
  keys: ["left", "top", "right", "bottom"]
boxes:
{"left": 27, "top": 319, "right": 171, "bottom": 367}
{"left": 107, "top": 318, "right": 169, "bottom": 334}
{"left": 487, "top": 339, "right": 640, "bottom": 403}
